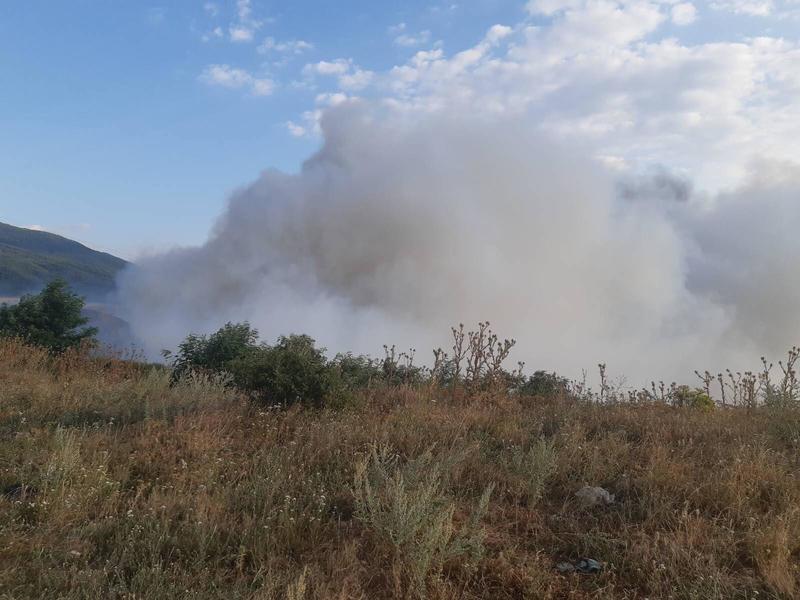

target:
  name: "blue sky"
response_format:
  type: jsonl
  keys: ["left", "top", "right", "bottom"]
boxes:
{"left": 0, "top": 1, "right": 526, "bottom": 258}
{"left": 2, "top": 0, "right": 799, "bottom": 259}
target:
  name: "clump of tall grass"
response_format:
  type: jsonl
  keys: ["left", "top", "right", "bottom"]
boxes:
{"left": 353, "top": 443, "right": 493, "bottom": 596}
{"left": 508, "top": 438, "right": 557, "bottom": 508}
{"left": 0, "top": 337, "right": 237, "bottom": 431}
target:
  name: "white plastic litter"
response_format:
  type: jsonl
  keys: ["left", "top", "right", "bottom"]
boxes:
{"left": 575, "top": 486, "right": 615, "bottom": 508}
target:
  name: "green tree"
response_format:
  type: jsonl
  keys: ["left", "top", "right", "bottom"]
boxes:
{"left": 0, "top": 279, "right": 97, "bottom": 352}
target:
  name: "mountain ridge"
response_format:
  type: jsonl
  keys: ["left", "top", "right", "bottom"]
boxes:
{"left": 0, "top": 222, "right": 128, "bottom": 299}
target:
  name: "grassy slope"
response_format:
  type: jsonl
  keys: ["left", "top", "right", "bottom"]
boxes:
{"left": 0, "top": 222, "right": 127, "bottom": 298}
{"left": 1, "top": 339, "right": 800, "bottom": 599}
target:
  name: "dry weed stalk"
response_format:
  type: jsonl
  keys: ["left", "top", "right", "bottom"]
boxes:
{"left": 444, "top": 322, "right": 517, "bottom": 396}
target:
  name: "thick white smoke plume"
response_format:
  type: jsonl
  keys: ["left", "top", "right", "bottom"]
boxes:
{"left": 118, "top": 104, "right": 800, "bottom": 383}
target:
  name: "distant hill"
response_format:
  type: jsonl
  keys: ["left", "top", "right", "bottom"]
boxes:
{"left": 0, "top": 222, "right": 128, "bottom": 299}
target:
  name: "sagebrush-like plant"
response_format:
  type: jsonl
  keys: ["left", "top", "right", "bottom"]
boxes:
{"left": 509, "top": 438, "right": 557, "bottom": 508}
{"left": 353, "top": 444, "right": 492, "bottom": 596}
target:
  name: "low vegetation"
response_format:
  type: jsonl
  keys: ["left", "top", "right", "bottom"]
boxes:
{"left": 4, "top": 324, "right": 800, "bottom": 598}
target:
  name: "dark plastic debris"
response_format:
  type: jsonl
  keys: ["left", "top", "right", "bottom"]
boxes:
{"left": 556, "top": 558, "right": 603, "bottom": 574}
{"left": 2, "top": 483, "right": 37, "bottom": 500}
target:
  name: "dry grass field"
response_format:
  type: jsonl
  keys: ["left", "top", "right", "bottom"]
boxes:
{"left": 2, "top": 338, "right": 800, "bottom": 599}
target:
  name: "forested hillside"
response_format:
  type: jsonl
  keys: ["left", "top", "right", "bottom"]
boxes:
{"left": 0, "top": 222, "right": 127, "bottom": 298}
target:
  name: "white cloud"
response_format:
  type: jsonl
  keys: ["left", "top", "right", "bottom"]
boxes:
{"left": 303, "top": 59, "right": 374, "bottom": 92}
{"left": 339, "top": 68, "right": 374, "bottom": 90}
{"left": 199, "top": 0, "right": 266, "bottom": 42}
{"left": 236, "top": 0, "right": 252, "bottom": 21}
{"left": 193, "top": 2, "right": 800, "bottom": 197}
{"left": 199, "top": 64, "right": 274, "bottom": 96}
{"left": 710, "top": 0, "right": 774, "bottom": 15}
{"left": 286, "top": 121, "right": 308, "bottom": 137}
{"left": 286, "top": 3, "right": 799, "bottom": 193}
{"left": 485, "top": 24, "right": 513, "bottom": 43}
{"left": 204, "top": 2, "right": 219, "bottom": 17}
{"left": 286, "top": 109, "right": 323, "bottom": 137}
{"left": 249, "top": 78, "right": 274, "bottom": 96}
{"left": 201, "top": 26, "right": 224, "bottom": 42}
{"left": 258, "top": 37, "right": 314, "bottom": 55}
{"left": 394, "top": 30, "right": 432, "bottom": 47}
{"left": 229, "top": 26, "right": 255, "bottom": 42}
{"left": 304, "top": 59, "right": 352, "bottom": 76}
{"left": 710, "top": 0, "right": 800, "bottom": 16}
{"left": 316, "top": 92, "right": 349, "bottom": 106}
{"left": 526, "top": 0, "right": 587, "bottom": 16}
{"left": 671, "top": 2, "right": 697, "bottom": 24}
{"left": 200, "top": 64, "right": 250, "bottom": 87}
{"left": 428, "top": 2, "right": 460, "bottom": 14}
{"left": 285, "top": 94, "right": 355, "bottom": 138}
{"left": 227, "top": 0, "right": 264, "bottom": 43}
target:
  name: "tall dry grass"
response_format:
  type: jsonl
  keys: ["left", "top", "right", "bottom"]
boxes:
{"left": 2, "top": 338, "right": 800, "bottom": 598}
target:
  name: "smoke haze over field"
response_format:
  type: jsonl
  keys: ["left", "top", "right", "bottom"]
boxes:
{"left": 118, "top": 104, "right": 800, "bottom": 383}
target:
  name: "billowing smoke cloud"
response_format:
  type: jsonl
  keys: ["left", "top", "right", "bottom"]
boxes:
{"left": 117, "top": 104, "right": 800, "bottom": 383}
{"left": 683, "top": 161, "right": 800, "bottom": 356}
{"left": 618, "top": 167, "right": 693, "bottom": 204}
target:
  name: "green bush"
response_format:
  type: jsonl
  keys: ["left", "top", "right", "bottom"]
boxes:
{"left": 672, "top": 385, "right": 715, "bottom": 411}
{"left": 168, "top": 322, "right": 258, "bottom": 381}
{"left": 329, "top": 352, "right": 383, "bottom": 389}
{"left": 229, "top": 334, "right": 335, "bottom": 407}
{"left": 513, "top": 370, "right": 569, "bottom": 398}
{"left": 169, "top": 324, "right": 374, "bottom": 407}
